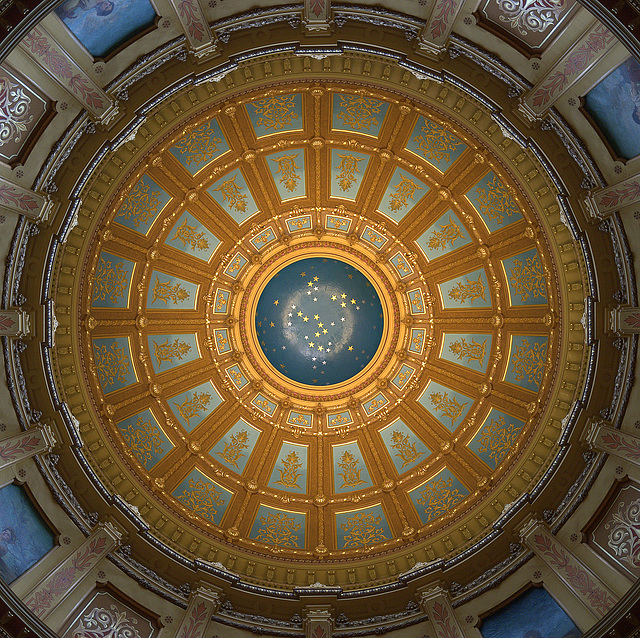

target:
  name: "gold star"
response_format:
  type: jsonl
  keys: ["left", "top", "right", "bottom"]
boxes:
{"left": 331, "top": 295, "right": 337, "bottom": 301}
{"left": 308, "top": 281, "right": 313, "bottom": 287}
{"left": 270, "top": 322, "right": 275, "bottom": 327}
{"left": 309, "top": 342, "right": 315, "bottom": 348}
{"left": 318, "top": 345, "right": 324, "bottom": 351}
{"left": 348, "top": 346, "right": 353, "bottom": 351}
{"left": 314, "top": 314, "right": 320, "bottom": 320}
{"left": 300, "top": 272, "right": 305, "bottom": 277}
{"left": 258, "top": 321, "right": 262, "bottom": 327}
{"left": 303, "top": 316, "right": 309, "bottom": 322}
{"left": 297, "top": 311, "right": 303, "bottom": 317}
{"left": 273, "top": 299, "right": 279, "bottom": 306}
{"left": 341, "top": 302, "right": 346, "bottom": 307}
{"left": 341, "top": 293, "right": 346, "bottom": 299}
{"left": 351, "top": 299, "right": 356, "bottom": 304}
{"left": 323, "top": 329, "right": 328, "bottom": 334}
{"left": 318, "top": 322, "right": 324, "bottom": 328}
{"left": 313, "top": 276, "right": 319, "bottom": 281}
{"left": 348, "top": 274, "right": 353, "bottom": 279}
{"left": 315, "top": 332, "right": 320, "bottom": 337}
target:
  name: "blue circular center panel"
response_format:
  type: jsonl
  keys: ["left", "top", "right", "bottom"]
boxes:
{"left": 255, "top": 258, "right": 385, "bottom": 386}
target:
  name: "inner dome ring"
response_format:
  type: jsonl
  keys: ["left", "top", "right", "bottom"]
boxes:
{"left": 238, "top": 242, "right": 401, "bottom": 400}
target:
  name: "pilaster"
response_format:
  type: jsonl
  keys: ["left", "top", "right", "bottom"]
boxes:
{"left": 419, "top": 584, "right": 468, "bottom": 638}
{"left": 417, "top": 0, "right": 465, "bottom": 58}
{"left": 0, "top": 424, "right": 56, "bottom": 471}
{"left": 166, "top": 0, "right": 217, "bottom": 57}
{"left": 584, "top": 420, "right": 640, "bottom": 468}
{"left": 174, "top": 584, "right": 223, "bottom": 638}
{"left": 303, "top": 605, "right": 333, "bottom": 638}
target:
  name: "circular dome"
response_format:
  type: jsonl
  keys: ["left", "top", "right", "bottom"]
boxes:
{"left": 254, "top": 257, "right": 384, "bottom": 386}
{"left": 62, "top": 77, "right": 568, "bottom": 574}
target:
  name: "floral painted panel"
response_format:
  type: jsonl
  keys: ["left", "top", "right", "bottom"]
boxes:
{"left": 438, "top": 268, "right": 491, "bottom": 309}
{"left": 62, "top": 589, "right": 158, "bottom": 638}
{"left": 168, "top": 381, "right": 222, "bottom": 432}
{"left": 415, "top": 210, "right": 472, "bottom": 261}
{"left": 146, "top": 271, "right": 198, "bottom": 310}
{"left": 335, "top": 504, "right": 390, "bottom": 549}
{"left": 377, "top": 167, "right": 429, "bottom": 223}
{"left": 589, "top": 482, "right": 640, "bottom": 578}
{"left": 477, "top": 0, "right": 577, "bottom": 53}
{"left": 206, "top": 169, "right": 260, "bottom": 225}
{"left": 332, "top": 93, "right": 389, "bottom": 136}
{"left": 440, "top": 333, "right": 493, "bottom": 373}
{"left": 502, "top": 248, "right": 548, "bottom": 306}
{"left": 331, "top": 441, "right": 372, "bottom": 494}
{"left": 418, "top": 380, "right": 473, "bottom": 431}
{"left": 409, "top": 468, "right": 469, "bottom": 525}
{"left": 172, "top": 468, "right": 232, "bottom": 526}
{"left": 245, "top": 94, "right": 303, "bottom": 137}
{"left": 91, "top": 252, "right": 135, "bottom": 309}
{"left": 378, "top": 418, "right": 430, "bottom": 475}
{"left": 406, "top": 117, "right": 466, "bottom": 172}
{"left": 114, "top": 175, "right": 171, "bottom": 235}
{"left": 92, "top": 336, "right": 137, "bottom": 394}
{"left": 169, "top": 118, "right": 229, "bottom": 174}
{"left": 164, "top": 212, "right": 220, "bottom": 261}
{"left": 116, "top": 408, "right": 173, "bottom": 470}
{"left": 147, "top": 333, "right": 199, "bottom": 374}
{"left": 0, "top": 65, "right": 50, "bottom": 164}
{"left": 266, "top": 148, "right": 306, "bottom": 200}
{"left": 209, "top": 419, "right": 260, "bottom": 475}
{"left": 249, "top": 505, "right": 306, "bottom": 548}
{"left": 468, "top": 409, "right": 525, "bottom": 469}
{"left": 330, "top": 148, "right": 370, "bottom": 200}
{"left": 465, "top": 171, "right": 522, "bottom": 233}
{"left": 505, "top": 334, "right": 548, "bottom": 393}
{"left": 268, "top": 441, "right": 308, "bottom": 493}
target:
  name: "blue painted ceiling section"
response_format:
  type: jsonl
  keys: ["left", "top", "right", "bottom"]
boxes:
{"left": 255, "top": 257, "right": 384, "bottom": 385}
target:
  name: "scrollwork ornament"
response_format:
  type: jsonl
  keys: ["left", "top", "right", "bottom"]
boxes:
{"left": 606, "top": 497, "right": 640, "bottom": 568}
{"left": 0, "top": 77, "right": 33, "bottom": 145}
{"left": 496, "top": 0, "right": 565, "bottom": 36}
{"left": 74, "top": 605, "right": 140, "bottom": 638}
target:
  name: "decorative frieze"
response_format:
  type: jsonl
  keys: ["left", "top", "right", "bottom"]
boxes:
{"left": 24, "top": 523, "right": 122, "bottom": 619}
{"left": 519, "top": 21, "right": 617, "bottom": 119}
{"left": 521, "top": 519, "right": 617, "bottom": 619}
{"left": 18, "top": 25, "right": 116, "bottom": 122}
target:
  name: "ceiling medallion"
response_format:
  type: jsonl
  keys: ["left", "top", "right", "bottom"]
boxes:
{"left": 49, "top": 75, "right": 587, "bottom": 586}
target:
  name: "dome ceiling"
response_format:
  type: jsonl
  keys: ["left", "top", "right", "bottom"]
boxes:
{"left": 31, "top": 64, "right": 600, "bottom": 596}
{"left": 0, "top": 2, "right": 632, "bottom": 627}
